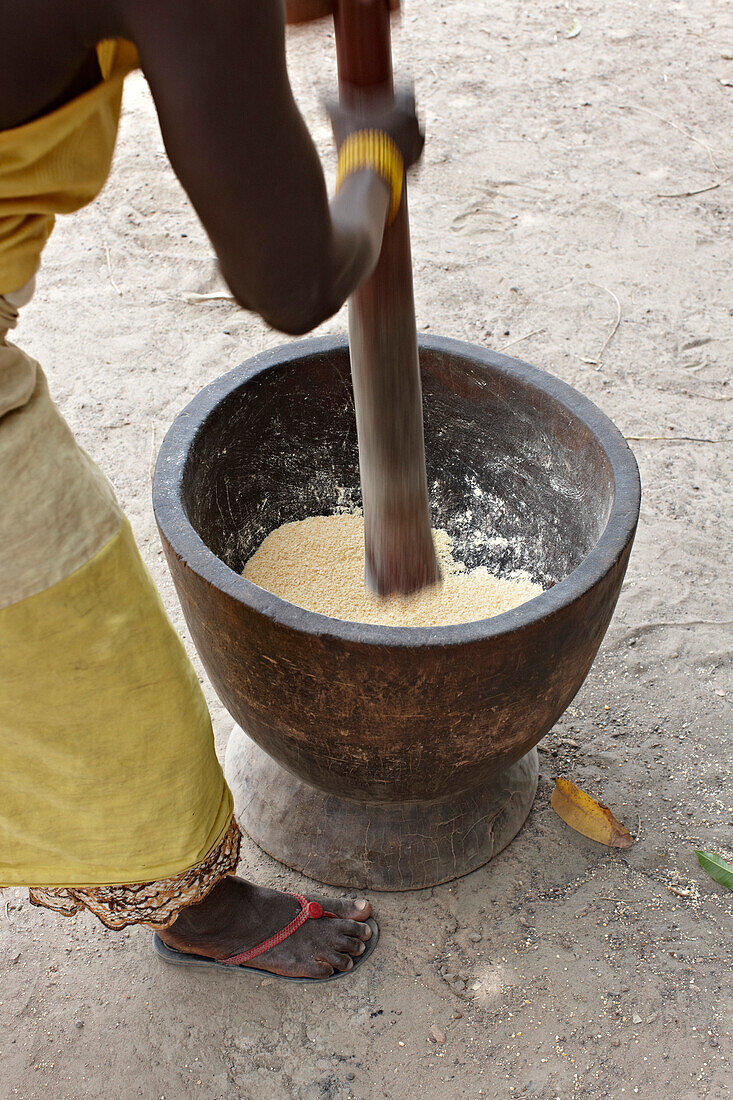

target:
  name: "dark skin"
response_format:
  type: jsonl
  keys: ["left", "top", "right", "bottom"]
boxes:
{"left": 3, "top": 0, "right": 424, "bottom": 976}
{"left": 1, "top": 0, "right": 422, "bottom": 334}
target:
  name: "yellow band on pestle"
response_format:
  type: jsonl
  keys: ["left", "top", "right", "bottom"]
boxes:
{"left": 335, "top": 129, "right": 404, "bottom": 225}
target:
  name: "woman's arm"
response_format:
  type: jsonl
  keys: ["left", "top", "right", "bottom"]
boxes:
{"left": 117, "top": 0, "right": 418, "bottom": 334}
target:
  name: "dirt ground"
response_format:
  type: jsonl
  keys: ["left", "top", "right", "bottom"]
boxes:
{"left": 2, "top": 1, "right": 732, "bottom": 1097}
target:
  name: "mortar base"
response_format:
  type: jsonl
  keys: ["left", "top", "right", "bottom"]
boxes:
{"left": 224, "top": 725, "right": 538, "bottom": 891}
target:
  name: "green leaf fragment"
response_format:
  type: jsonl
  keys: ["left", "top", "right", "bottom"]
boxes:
{"left": 695, "top": 850, "right": 733, "bottom": 891}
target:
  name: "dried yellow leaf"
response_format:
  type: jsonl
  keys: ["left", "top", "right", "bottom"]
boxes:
{"left": 551, "top": 777, "right": 633, "bottom": 848}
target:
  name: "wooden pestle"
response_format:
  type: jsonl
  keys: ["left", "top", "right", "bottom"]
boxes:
{"left": 334, "top": 0, "right": 440, "bottom": 596}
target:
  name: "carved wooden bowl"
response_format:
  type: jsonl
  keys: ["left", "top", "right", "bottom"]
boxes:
{"left": 153, "top": 335, "right": 640, "bottom": 889}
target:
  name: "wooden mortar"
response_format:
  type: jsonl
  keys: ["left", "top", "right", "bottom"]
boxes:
{"left": 153, "top": 335, "right": 640, "bottom": 889}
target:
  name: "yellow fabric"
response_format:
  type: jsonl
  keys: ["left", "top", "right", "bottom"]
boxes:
{"left": 0, "top": 39, "right": 139, "bottom": 294}
{"left": 0, "top": 330, "right": 123, "bottom": 610}
{"left": 0, "top": 519, "right": 233, "bottom": 888}
{"left": 336, "top": 129, "right": 404, "bottom": 225}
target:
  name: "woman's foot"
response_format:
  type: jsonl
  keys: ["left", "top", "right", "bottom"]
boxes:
{"left": 157, "top": 876, "right": 373, "bottom": 978}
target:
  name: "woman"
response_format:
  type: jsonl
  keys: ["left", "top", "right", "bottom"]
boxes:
{"left": 0, "top": 0, "right": 422, "bottom": 980}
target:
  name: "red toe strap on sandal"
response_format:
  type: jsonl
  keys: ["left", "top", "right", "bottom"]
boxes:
{"left": 222, "top": 893, "right": 338, "bottom": 966}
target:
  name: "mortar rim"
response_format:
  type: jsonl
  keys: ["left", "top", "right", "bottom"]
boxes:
{"left": 153, "top": 334, "right": 640, "bottom": 649}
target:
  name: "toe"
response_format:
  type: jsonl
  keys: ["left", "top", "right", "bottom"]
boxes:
{"left": 324, "top": 950, "right": 354, "bottom": 972}
{"left": 332, "top": 918, "right": 373, "bottom": 941}
{"left": 337, "top": 935, "right": 367, "bottom": 956}
{"left": 311, "top": 959, "right": 335, "bottom": 979}
{"left": 321, "top": 896, "right": 372, "bottom": 921}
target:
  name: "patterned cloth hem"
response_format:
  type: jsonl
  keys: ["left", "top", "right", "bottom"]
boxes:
{"left": 28, "top": 817, "right": 242, "bottom": 931}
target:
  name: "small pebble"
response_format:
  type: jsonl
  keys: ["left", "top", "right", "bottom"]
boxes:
{"left": 429, "top": 1025, "right": 446, "bottom": 1044}
{"left": 468, "top": 932, "right": 482, "bottom": 943}
{"left": 346, "top": 1072, "right": 355, "bottom": 1081}
{"left": 74, "top": 1020, "right": 84, "bottom": 1030}
{"left": 611, "top": 1038, "right": 621, "bottom": 1048}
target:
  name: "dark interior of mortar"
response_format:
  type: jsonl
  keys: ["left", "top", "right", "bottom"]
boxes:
{"left": 181, "top": 345, "right": 615, "bottom": 593}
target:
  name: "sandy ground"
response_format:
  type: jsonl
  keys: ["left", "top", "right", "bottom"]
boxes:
{"left": 2, "top": 1, "right": 732, "bottom": 1097}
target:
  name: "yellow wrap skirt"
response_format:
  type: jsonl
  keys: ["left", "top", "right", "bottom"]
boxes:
{"left": 0, "top": 285, "right": 239, "bottom": 928}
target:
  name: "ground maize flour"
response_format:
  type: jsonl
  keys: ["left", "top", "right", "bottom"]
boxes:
{"left": 242, "top": 513, "right": 542, "bottom": 628}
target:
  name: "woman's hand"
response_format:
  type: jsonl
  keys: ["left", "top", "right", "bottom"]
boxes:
{"left": 327, "top": 88, "right": 424, "bottom": 170}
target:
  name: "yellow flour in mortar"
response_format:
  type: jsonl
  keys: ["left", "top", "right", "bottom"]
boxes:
{"left": 242, "top": 513, "right": 542, "bottom": 627}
